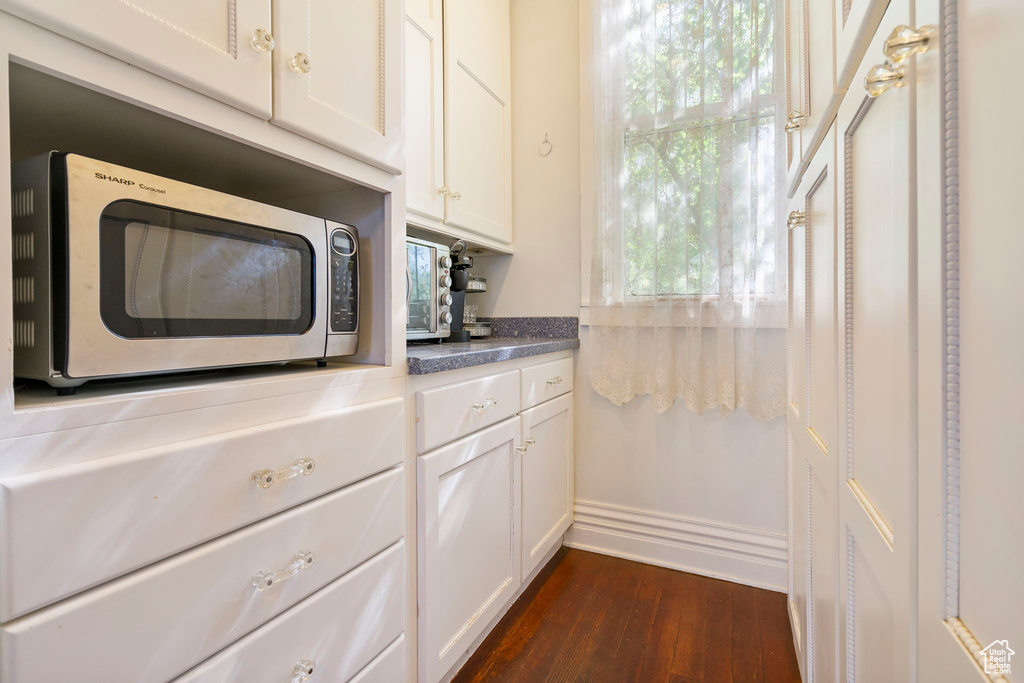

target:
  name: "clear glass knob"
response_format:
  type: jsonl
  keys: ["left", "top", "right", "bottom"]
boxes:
{"left": 291, "top": 660, "right": 316, "bottom": 683}
{"left": 441, "top": 293, "right": 453, "bottom": 306}
{"left": 787, "top": 210, "right": 806, "bottom": 230}
{"left": 883, "top": 25, "right": 934, "bottom": 64}
{"left": 289, "top": 53, "right": 312, "bottom": 74}
{"left": 785, "top": 111, "right": 806, "bottom": 134}
{"left": 864, "top": 62, "right": 905, "bottom": 97}
{"left": 440, "top": 274, "right": 452, "bottom": 288}
{"left": 250, "top": 29, "right": 275, "bottom": 53}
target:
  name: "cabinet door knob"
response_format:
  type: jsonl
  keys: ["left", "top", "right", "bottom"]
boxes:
{"left": 516, "top": 437, "right": 537, "bottom": 454}
{"left": 252, "top": 458, "right": 316, "bottom": 489}
{"left": 250, "top": 29, "right": 275, "bottom": 53}
{"left": 785, "top": 111, "right": 806, "bottom": 134}
{"left": 787, "top": 211, "right": 806, "bottom": 230}
{"left": 252, "top": 551, "right": 315, "bottom": 592}
{"left": 864, "top": 62, "right": 905, "bottom": 97}
{"left": 289, "top": 53, "right": 312, "bottom": 74}
{"left": 883, "top": 25, "right": 935, "bottom": 64}
{"left": 290, "top": 659, "right": 316, "bottom": 683}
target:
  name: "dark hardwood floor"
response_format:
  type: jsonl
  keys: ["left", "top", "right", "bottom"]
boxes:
{"left": 452, "top": 548, "right": 802, "bottom": 683}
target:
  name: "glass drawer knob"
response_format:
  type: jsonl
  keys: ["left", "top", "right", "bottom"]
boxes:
{"left": 250, "top": 29, "right": 275, "bottom": 53}
{"left": 289, "top": 53, "right": 312, "bottom": 74}
{"left": 291, "top": 659, "right": 316, "bottom": 683}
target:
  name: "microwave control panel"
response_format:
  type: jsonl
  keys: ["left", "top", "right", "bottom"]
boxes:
{"left": 329, "top": 227, "right": 358, "bottom": 333}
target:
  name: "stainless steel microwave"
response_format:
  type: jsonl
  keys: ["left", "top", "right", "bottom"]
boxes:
{"left": 406, "top": 236, "right": 452, "bottom": 340}
{"left": 12, "top": 152, "right": 359, "bottom": 394}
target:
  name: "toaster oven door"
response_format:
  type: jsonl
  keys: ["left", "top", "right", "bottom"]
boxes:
{"left": 61, "top": 154, "right": 330, "bottom": 380}
{"left": 407, "top": 240, "right": 438, "bottom": 338}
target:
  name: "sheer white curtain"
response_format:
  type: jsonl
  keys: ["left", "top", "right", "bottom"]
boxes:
{"left": 588, "top": 0, "right": 787, "bottom": 422}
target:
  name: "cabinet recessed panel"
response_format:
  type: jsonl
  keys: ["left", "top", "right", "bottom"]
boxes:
{"left": 405, "top": 16, "right": 445, "bottom": 221}
{"left": 438, "top": 442, "right": 515, "bottom": 645}
{"left": 446, "top": 65, "right": 511, "bottom": 241}
{"left": 848, "top": 92, "right": 911, "bottom": 539}
{"left": 807, "top": 166, "right": 836, "bottom": 454}
{"left": 789, "top": 220, "right": 807, "bottom": 418}
{"left": 810, "top": 467, "right": 836, "bottom": 683}
{"left": 850, "top": 533, "right": 894, "bottom": 682}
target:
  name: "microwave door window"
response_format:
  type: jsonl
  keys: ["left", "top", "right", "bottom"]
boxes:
{"left": 99, "top": 201, "right": 314, "bottom": 338}
{"left": 407, "top": 243, "right": 434, "bottom": 333}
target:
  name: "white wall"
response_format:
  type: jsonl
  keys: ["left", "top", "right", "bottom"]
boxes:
{"left": 472, "top": 0, "right": 581, "bottom": 317}
{"left": 483, "top": 0, "right": 788, "bottom": 590}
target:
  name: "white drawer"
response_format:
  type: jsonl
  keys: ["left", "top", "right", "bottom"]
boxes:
{"left": 415, "top": 369, "right": 519, "bottom": 453}
{"left": 0, "top": 468, "right": 404, "bottom": 683}
{"left": 0, "top": 397, "right": 403, "bottom": 621}
{"left": 349, "top": 634, "right": 406, "bottom": 682}
{"left": 173, "top": 542, "right": 405, "bottom": 683}
{"left": 520, "top": 357, "right": 574, "bottom": 410}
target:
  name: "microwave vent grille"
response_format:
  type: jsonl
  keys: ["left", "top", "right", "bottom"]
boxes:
{"left": 14, "top": 320, "right": 35, "bottom": 349}
{"left": 13, "top": 277, "right": 35, "bottom": 304}
{"left": 13, "top": 233, "right": 34, "bottom": 261}
{"left": 12, "top": 188, "right": 33, "bottom": 218}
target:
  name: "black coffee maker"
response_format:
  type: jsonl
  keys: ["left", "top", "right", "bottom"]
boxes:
{"left": 443, "top": 240, "right": 473, "bottom": 343}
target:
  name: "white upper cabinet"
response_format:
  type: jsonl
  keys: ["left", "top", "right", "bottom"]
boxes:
{"left": 443, "top": 0, "right": 513, "bottom": 243}
{"left": 405, "top": 0, "right": 514, "bottom": 246}
{"left": 272, "top": 0, "right": 402, "bottom": 174}
{"left": 405, "top": 0, "right": 446, "bottom": 221}
{"left": 0, "top": 0, "right": 273, "bottom": 117}
{"left": 783, "top": 0, "right": 806, "bottom": 187}
{"left": 0, "top": 0, "right": 403, "bottom": 173}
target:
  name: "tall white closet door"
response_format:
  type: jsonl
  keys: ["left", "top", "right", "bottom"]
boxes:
{"left": 917, "top": 0, "right": 1024, "bottom": 680}
{"left": 0, "top": 0, "right": 272, "bottom": 116}
{"left": 788, "top": 129, "right": 839, "bottom": 683}
{"left": 835, "top": 0, "right": 919, "bottom": 679}
{"left": 405, "top": 0, "right": 445, "bottom": 221}
{"left": 443, "top": 0, "right": 513, "bottom": 243}
{"left": 272, "top": 0, "right": 402, "bottom": 174}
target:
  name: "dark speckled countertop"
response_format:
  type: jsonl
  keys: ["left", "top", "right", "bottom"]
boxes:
{"left": 407, "top": 317, "right": 579, "bottom": 375}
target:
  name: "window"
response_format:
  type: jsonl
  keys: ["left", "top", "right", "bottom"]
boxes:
{"left": 611, "top": 0, "right": 780, "bottom": 299}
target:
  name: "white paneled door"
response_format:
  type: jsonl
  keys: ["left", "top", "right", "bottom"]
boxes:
{"left": 520, "top": 393, "right": 573, "bottom": 578}
{"left": 788, "top": 128, "right": 839, "bottom": 683}
{"left": 405, "top": 0, "right": 446, "bottom": 221}
{"left": 836, "top": 0, "right": 920, "bottom": 679}
{"left": 0, "top": 0, "right": 273, "bottom": 117}
{"left": 272, "top": 0, "right": 402, "bottom": 173}
{"left": 443, "top": 0, "right": 513, "bottom": 244}
{"left": 417, "top": 417, "right": 521, "bottom": 683}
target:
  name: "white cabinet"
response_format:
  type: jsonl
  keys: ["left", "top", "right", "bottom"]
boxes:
{"left": 0, "top": 0, "right": 402, "bottom": 173}
{"left": 272, "top": 0, "right": 402, "bottom": 174}
{"left": 443, "top": 0, "right": 513, "bottom": 243}
{"left": 787, "top": 128, "right": 839, "bottom": 683}
{"left": 405, "top": 0, "right": 446, "bottom": 222}
{"left": 417, "top": 417, "right": 521, "bottom": 683}
{"left": 0, "top": 0, "right": 273, "bottom": 117}
{"left": 405, "top": 0, "right": 514, "bottom": 247}
{"left": 520, "top": 393, "right": 573, "bottom": 578}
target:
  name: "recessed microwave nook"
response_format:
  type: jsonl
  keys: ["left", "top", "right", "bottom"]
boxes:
{"left": 11, "top": 152, "right": 360, "bottom": 395}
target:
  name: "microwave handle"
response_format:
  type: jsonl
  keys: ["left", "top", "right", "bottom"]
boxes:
{"left": 405, "top": 262, "right": 412, "bottom": 310}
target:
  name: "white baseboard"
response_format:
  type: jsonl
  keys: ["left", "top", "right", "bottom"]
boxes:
{"left": 564, "top": 499, "right": 788, "bottom": 592}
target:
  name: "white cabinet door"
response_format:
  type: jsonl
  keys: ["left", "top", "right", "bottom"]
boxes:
{"left": 784, "top": 0, "right": 806, "bottom": 188}
{"left": 443, "top": 0, "right": 513, "bottom": 244}
{"left": 405, "top": 0, "right": 445, "bottom": 221}
{"left": 417, "top": 417, "right": 521, "bottom": 683}
{"left": 787, "top": 129, "right": 840, "bottom": 683}
{"left": 520, "top": 393, "right": 573, "bottom": 578}
{"left": 0, "top": 0, "right": 272, "bottom": 117}
{"left": 272, "top": 0, "right": 402, "bottom": 174}
{"left": 835, "top": 0, "right": 888, "bottom": 91}
{"left": 917, "top": 0, "right": 1024, "bottom": 680}
{"left": 835, "top": 1, "right": 924, "bottom": 679}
